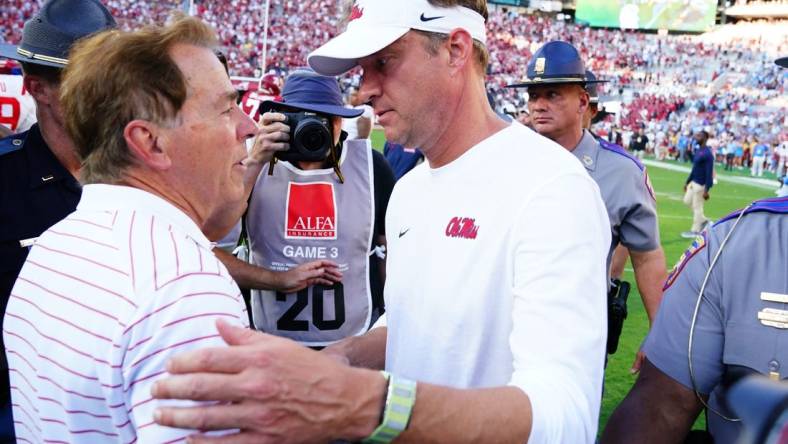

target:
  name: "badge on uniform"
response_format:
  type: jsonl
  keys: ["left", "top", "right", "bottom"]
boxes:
{"left": 758, "top": 308, "right": 788, "bottom": 329}
{"left": 19, "top": 237, "right": 37, "bottom": 249}
{"left": 534, "top": 57, "right": 546, "bottom": 75}
{"left": 664, "top": 232, "right": 707, "bottom": 290}
{"left": 759, "top": 292, "right": 788, "bottom": 329}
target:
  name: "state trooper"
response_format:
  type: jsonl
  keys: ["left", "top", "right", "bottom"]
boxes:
{"left": 601, "top": 55, "right": 788, "bottom": 444}
{"left": 509, "top": 41, "right": 666, "bottom": 359}
{"left": 603, "top": 195, "right": 788, "bottom": 443}
{"left": 0, "top": 0, "right": 116, "bottom": 439}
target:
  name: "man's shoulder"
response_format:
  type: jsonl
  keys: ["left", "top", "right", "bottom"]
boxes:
{"left": 714, "top": 197, "right": 788, "bottom": 228}
{"left": 596, "top": 136, "right": 645, "bottom": 172}
{"left": 500, "top": 123, "right": 585, "bottom": 170}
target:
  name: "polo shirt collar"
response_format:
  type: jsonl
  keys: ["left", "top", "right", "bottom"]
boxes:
{"left": 571, "top": 130, "right": 600, "bottom": 172}
{"left": 77, "top": 184, "right": 212, "bottom": 248}
{"left": 24, "top": 124, "right": 80, "bottom": 190}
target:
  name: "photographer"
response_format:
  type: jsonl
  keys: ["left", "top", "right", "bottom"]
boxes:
{"left": 216, "top": 67, "right": 395, "bottom": 347}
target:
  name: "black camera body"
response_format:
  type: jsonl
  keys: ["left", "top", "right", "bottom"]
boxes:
{"left": 276, "top": 111, "right": 334, "bottom": 163}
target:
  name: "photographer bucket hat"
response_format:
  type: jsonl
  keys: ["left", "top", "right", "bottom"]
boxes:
{"left": 507, "top": 41, "right": 606, "bottom": 88}
{"left": 307, "top": 0, "right": 487, "bottom": 76}
{"left": 261, "top": 67, "right": 363, "bottom": 118}
{"left": 0, "top": 0, "right": 116, "bottom": 68}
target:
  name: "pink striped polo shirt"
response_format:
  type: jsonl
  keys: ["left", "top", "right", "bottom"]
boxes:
{"left": 4, "top": 184, "right": 249, "bottom": 443}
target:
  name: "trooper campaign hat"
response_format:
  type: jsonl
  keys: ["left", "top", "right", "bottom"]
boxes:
{"left": 585, "top": 69, "right": 614, "bottom": 123}
{"left": 507, "top": 41, "right": 606, "bottom": 88}
{"left": 584, "top": 69, "right": 610, "bottom": 104}
{"left": 261, "top": 67, "right": 363, "bottom": 118}
{"left": 0, "top": 0, "right": 116, "bottom": 69}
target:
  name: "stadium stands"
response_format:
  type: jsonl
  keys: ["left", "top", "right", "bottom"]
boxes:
{"left": 1, "top": 1, "right": 785, "bottom": 167}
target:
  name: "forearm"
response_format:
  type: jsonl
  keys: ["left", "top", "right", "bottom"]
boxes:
{"left": 324, "top": 326, "right": 387, "bottom": 370}
{"left": 214, "top": 248, "right": 278, "bottom": 291}
{"left": 609, "top": 244, "right": 629, "bottom": 280}
{"left": 397, "top": 385, "right": 531, "bottom": 444}
{"left": 631, "top": 248, "right": 667, "bottom": 324}
{"left": 242, "top": 159, "right": 266, "bottom": 200}
{"left": 601, "top": 360, "right": 702, "bottom": 444}
{"left": 602, "top": 391, "right": 691, "bottom": 444}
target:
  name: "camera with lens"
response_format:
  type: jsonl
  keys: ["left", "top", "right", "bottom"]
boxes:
{"left": 276, "top": 111, "right": 334, "bottom": 163}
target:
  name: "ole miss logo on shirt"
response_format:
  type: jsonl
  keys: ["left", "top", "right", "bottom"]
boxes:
{"left": 445, "top": 217, "right": 479, "bottom": 240}
{"left": 285, "top": 182, "right": 337, "bottom": 239}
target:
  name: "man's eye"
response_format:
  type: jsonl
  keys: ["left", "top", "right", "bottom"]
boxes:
{"left": 377, "top": 57, "right": 389, "bottom": 69}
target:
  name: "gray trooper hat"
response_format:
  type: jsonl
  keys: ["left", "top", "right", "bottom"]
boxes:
{"left": 0, "top": 0, "right": 116, "bottom": 68}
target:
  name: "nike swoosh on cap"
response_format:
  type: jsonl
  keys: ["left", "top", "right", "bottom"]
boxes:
{"left": 398, "top": 228, "right": 410, "bottom": 238}
{"left": 420, "top": 13, "right": 444, "bottom": 22}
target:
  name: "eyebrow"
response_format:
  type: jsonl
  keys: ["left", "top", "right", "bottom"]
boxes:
{"left": 217, "top": 90, "right": 238, "bottom": 107}
{"left": 222, "top": 90, "right": 238, "bottom": 103}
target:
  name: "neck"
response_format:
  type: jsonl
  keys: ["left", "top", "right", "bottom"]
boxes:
{"left": 296, "top": 160, "right": 327, "bottom": 171}
{"left": 37, "top": 110, "right": 81, "bottom": 180}
{"left": 423, "top": 75, "right": 507, "bottom": 169}
{"left": 296, "top": 144, "right": 341, "bottom": 171}
{"left": 555, "top": 126, "right": 584, "bottom": 152}
{"left": 118, "top": 171, "right": 206, "bottom": 231}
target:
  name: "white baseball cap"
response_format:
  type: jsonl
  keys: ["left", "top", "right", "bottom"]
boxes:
{"left": 307, "top": 0, "right": 487, "bottom": 76}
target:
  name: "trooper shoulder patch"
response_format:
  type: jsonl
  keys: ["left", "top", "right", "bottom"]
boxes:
{"left": 664, "top": 232, "right": 707, "bottom": 291}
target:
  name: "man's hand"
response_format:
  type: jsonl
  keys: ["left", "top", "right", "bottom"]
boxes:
{"left": 244, "top": 112, "right": 291, "bottom": 167}
{"left": 703, "top": 191, "right": 709, "bottom": 200}
{"left": 683, "top": 183, "right": 688, "bottom": 193}
{"left": 214, "top": 250, "right": 341, "bottom": 294}
{"left": 274, "top": 260, "right": 342, "bottom": 293}
{"left": 151, "top": 320, "right": 385, "bottom": 444}
{"left": 630, "top": 349, "right": 646, "bottom": 374}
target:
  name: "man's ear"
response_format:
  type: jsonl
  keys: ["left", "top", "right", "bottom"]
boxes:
{"left": 578, "top": 87, "right": 590, "bottom": 116}
{"left": 446, "top": 28, "right": 474, "bottom": 74}
{"left": 23, "top": 75, "right": 55, "bottom": 106}
{"left": 124, "top": 120, "right": 172, "bottom": 171}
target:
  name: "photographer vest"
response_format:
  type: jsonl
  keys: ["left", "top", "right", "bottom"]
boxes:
{"left": 246, "top": 140, "right": 375, "bottom": 346}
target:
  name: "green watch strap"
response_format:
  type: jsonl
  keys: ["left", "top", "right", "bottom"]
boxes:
{"left": 363, "top": 371, "right": 417, "bottom": 444}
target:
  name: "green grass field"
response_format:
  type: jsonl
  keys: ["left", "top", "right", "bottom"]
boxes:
{"left": 370, "top": 129, "right": 779, "bottom": 433}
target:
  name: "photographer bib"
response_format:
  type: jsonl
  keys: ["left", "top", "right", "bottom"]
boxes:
{"left": 246, "top": 140, "right": 375, "bottom": 346}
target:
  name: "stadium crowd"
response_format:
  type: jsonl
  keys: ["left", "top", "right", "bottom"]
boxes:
{"left": 2, "top": 1, "right": 786, "bottom": 177}
{"left": 1, "top": 0, "right": 788, "bottom": 442}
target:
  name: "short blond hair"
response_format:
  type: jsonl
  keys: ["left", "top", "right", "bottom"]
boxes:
{"left": 60, "top": 14, "right": 218, "bottom": 184}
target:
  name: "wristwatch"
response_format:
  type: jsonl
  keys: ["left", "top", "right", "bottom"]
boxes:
{"left": 363, "top": 371, "right": 417, "bottom": 444}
